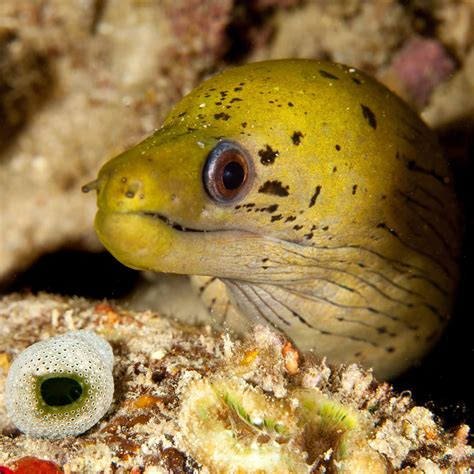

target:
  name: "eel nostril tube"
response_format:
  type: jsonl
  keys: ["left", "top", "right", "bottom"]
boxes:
{"left": 81, "top": 179, "right": 100, "bottom": 193}
{"left": 5, "top": 330, "right": 114, "bottom": 439}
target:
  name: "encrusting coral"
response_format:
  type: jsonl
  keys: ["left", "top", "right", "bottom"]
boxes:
{"left": 0, "top": 294, "right": 472, "bottom": 472}
{"left": 179, "top": 376, "right": 308, "bottom": 472}
{"left": 5, "top": 330, "right": 114, "bottom": 439}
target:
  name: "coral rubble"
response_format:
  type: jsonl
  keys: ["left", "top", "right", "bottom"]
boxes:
{"left": 0, "top": 294, "right": 472, "bottom": 472}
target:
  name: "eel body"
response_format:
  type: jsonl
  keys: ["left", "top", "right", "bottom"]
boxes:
{"left": 91, "top": 59, "right": 462, "bottom": 379}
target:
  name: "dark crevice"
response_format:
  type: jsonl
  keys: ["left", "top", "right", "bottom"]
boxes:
{"left": 0, "top": 249, "right": 140, "bottom": 299}
{"left": 223, "top": 1, "right": 303, "bottom": 64}
{"left": 0, "top": 30, "right": 56, "bottom": 149}
{"left": 90, "top": 0, "right": 107, "bottom": 34}
{"left": 397, "top": 0, "right": 440, "bottom": 37}
{"left": 392, "top": 118, "right": 474, "bottom": 430}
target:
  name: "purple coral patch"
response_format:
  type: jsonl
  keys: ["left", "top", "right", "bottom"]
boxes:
{"left": 389, "top": 36, "right": 456, "bottom": 107}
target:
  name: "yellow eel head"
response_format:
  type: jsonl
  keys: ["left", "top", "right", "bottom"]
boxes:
{"left": 92, "top": 59, "right": 462, "bottom": 378}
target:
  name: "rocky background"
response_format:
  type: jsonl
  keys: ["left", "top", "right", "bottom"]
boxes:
{"left": 1, "top": 0, "right": 473, "bottom": 448}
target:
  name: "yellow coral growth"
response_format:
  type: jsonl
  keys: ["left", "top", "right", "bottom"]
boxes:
{"left": 178, "top": 376, "right": 392, "bottom": 473}
{"left": 179, "top": 377, "right": 308, "bottom": 473}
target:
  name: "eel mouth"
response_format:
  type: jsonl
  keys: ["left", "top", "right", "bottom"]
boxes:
{"left": 141, "top": 212, "right": 206, "bottom": 233}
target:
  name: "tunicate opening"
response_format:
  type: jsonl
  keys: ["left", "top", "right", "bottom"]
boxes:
{"left": 40, "top": 377, "right": 83, "bottom": 407}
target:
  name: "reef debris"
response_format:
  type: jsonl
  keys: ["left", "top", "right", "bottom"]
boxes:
{"left": 0, "top": 294, "right": 472, "bottom": 472}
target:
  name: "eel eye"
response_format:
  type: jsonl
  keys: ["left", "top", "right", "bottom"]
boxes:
{"left": 203, "top": 140, "right": 254, "bottom": 204}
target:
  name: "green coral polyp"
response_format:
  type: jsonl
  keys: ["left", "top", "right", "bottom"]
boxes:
{"left": 295, "top": 390, "right": 360, "bottom": 461}
{"left": 5, "top": 330, "right": 114, "bottom": 439}
{"left": 216, "top": 387, "right": 289, "bottom": 439}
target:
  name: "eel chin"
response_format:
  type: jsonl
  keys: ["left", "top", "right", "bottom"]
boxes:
{"left": 94, "top": 210, "right": 263, "bottom": 278}
{"left": 95, "top": 210, "right": 208, "bottom": 273}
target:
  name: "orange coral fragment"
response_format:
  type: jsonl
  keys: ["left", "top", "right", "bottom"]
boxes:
{"left": 129, "top": 394, "right": 163, "bottom": 410}
{"left": 94, "top": 302, "right": 144, "bottom": 328}
{"left": 282, "top": 342, "right": 299, "bottom": 375}
{"left": 454, "top": 424, "right": 470, "bottom": 445}
{"left": 94, "top": 302, "right": 115, "bottom": 314}
{"left": 94, "top": 302, "right": 122, "bottom": 327}
{"left": 240, "top": 349, "right": 259, "bottom": 366}
{"left": 424, "top": 425, "right": 438, "bottom": 441}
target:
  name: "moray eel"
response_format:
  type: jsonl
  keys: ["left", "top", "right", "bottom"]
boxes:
{"left": 89, "top": 59, "right": 462, "bottom": 379}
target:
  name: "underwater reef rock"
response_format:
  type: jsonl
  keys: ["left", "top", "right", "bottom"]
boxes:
{"left": 249, "top": 0, "right": 414, "bottom": 71}
{"left": 0, "top": 294, "right": 472, "bottom": 472}
{"left": 248, "top": 0, "right": 473, "bottom": 120}
{"left": 0, "top": 0, "right": 232, "bottom": 282}
{"left": 422, "top": 47, "right": 474, "bottom": 130}
{"left": 381, "top": 36, "right": 456, "bottom": 108}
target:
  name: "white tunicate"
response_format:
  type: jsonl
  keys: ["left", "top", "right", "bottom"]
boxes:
{"left": 70, "top": 330, "right": 114, "bottom": 370}
{"left": 5, "top": 330, "right": 114, "bottom": 439}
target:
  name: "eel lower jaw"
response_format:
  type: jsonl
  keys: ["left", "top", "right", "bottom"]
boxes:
{"left": 95, "top": 209, "right": 265, "bottom": 276}
{"left": 141, "top": 212, "right": 206, "bottom": 233}
{"left": 96, "top": 209, "right": 313, "bottom": 281}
